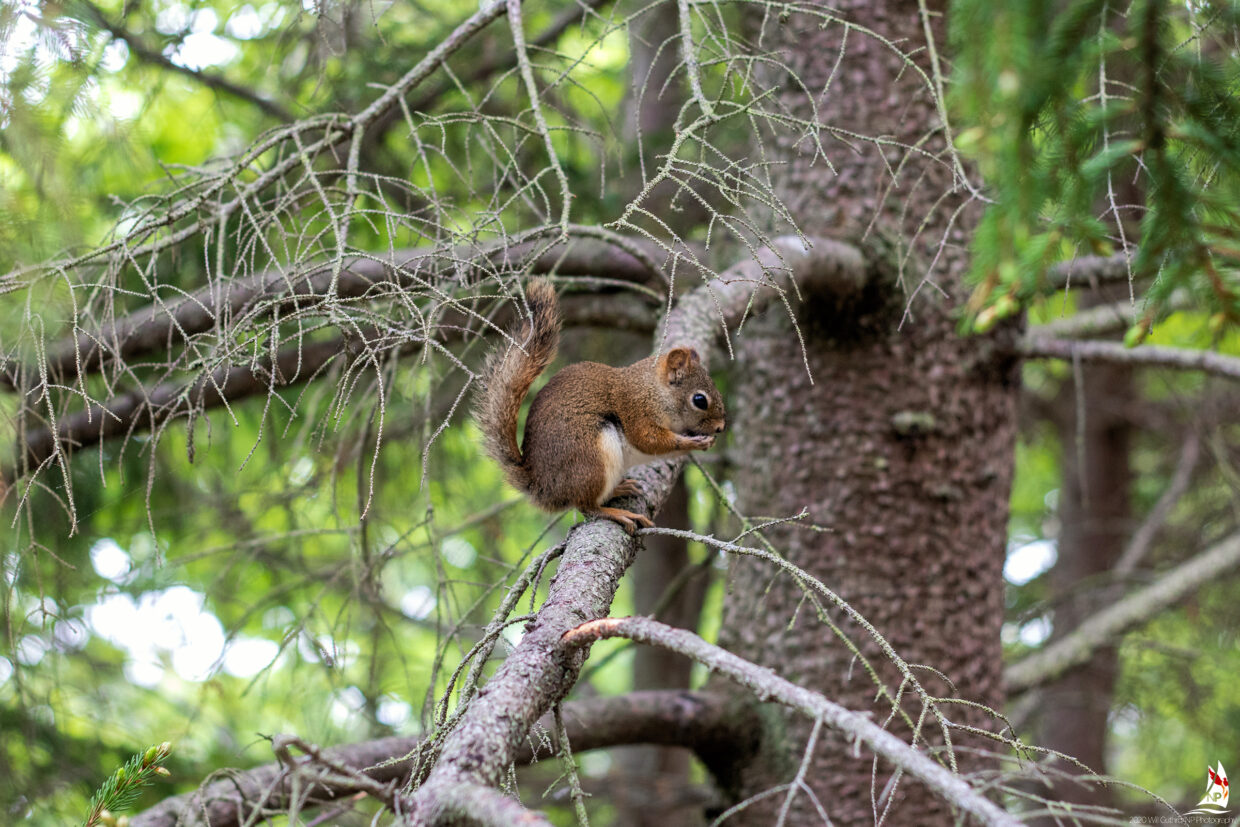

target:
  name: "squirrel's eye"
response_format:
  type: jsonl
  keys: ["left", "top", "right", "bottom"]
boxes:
{"left": 692, "top": 392, "right": 709, "bottom": 410}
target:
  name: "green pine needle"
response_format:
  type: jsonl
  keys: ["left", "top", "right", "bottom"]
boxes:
{"left": 83, "top": 742, "right": 172, "bottom": 827}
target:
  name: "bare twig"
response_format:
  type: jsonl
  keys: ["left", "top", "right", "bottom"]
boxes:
{"left": 506, "top": 0, "right": 573, "bottom": 232}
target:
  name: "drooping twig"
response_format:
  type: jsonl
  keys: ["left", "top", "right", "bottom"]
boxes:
{"left": 506, "top": 0, "right": 574, "bottom": 233}
{"left": 2, "top": 293, "right": 655, "bottom": 486}
{"left": 562, "top": 617, "right": 1022, "bottom": 827}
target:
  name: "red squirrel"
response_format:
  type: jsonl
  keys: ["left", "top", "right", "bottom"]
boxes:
{"left": 475, "top": 279, "right": 726, "bottom": 532}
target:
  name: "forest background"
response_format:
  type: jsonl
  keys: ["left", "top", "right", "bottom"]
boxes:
{"left": 3, "top": 0, "right": 1240, "bottom": 824}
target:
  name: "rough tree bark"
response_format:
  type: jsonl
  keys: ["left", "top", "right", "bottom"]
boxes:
{"left": 715, "top": 1, "right": 1020, "bottom": 823}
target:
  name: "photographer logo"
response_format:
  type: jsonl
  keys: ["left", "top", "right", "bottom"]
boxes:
{"left": 1187, "top": 762, "right": 1230, "bottom": 817}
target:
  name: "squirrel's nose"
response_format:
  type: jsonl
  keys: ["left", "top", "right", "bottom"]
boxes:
{"left": 714, "top": 420, "right": 726, "bottom": 434}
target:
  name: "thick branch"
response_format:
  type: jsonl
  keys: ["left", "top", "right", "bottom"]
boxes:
{"left": 7, "top": 338, "right": 355, "bottom": 486}
{"left": 406, "top": 464, "right": 682, "bottom": 824}
{"left": 659, "top": 235, "right": 871, "bottom": 358}
{"left": 429, "top": 784, "right": 553, "bottom": 827}
{"left": 1020, "top": 336, "right": 1240, "bottom": 382}
{"left": 563, "top": 617, "right": 1022, "bottom": 827}
{"left": 1005, "top": 530, "right": 1240, "bottom": 693}
{"left": 132, "top": 689, "right": 759, "bottom": 827}
{"left": 1, "top": 236, "right": 668, "bottom": 391}
{"left": 407, "top": 235, "right": 872, "bottom": 825}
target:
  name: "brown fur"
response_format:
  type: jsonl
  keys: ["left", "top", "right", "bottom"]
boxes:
{"left": 475, "top": 279, "right": 560, "bottom": 492}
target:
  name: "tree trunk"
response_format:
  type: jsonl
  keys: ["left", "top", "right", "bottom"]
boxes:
{"left": 1032, "top": 296, "right": 1133, "bottom": 822}
{"left": 715, "top": 1, "right": 1020, "bottom": 823}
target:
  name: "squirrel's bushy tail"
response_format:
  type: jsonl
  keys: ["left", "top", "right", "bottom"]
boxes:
{"left": 476, "top": 279, "right": 560, "bottom": 492}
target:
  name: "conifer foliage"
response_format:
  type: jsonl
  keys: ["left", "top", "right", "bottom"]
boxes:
{"left": 953, "top": 0, "right": 1240, "bottom": 339}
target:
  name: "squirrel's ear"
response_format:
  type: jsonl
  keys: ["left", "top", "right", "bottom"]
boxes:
{"left": 659, "top": 347, "right": 698, "bottom": 383}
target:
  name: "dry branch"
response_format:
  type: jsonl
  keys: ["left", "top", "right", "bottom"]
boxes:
{"left": 1005, "top": 529, "right": 1240, "bottom": 693}
{"left": 563, "top": 616, "right": 1022, "bottom": 827}
{"left": 131, "top": 690, "right": 759, "bottom": 827}
{"left": 2, "top": 293, "right": 655, "bottom": 485}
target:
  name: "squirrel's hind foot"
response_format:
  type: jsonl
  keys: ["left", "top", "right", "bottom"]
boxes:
{"left": 590, "top": 506, "right": 653, "bottom": 535}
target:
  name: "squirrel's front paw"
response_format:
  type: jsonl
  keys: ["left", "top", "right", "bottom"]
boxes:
{"left": 685, "top": 434, "right": 716, "bottom": 450}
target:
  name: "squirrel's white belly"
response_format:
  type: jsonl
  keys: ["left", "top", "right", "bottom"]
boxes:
{"left": 596, "top": 425, "right": 667, "bottom": 505}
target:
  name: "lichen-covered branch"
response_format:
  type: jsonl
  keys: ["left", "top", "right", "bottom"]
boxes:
{"left": 562, "top": 617, "right": 1022, "bottom": 827}
{"left": 2, "top": 292, "right": 654, "bottom": 487}
{"left": 0, "top": 236, "right": 669, "bottom": 391}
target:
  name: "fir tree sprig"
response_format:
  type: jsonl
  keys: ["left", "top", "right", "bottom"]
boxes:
{"left": 83, "top": 742, "right": 172, "bottom": 827}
